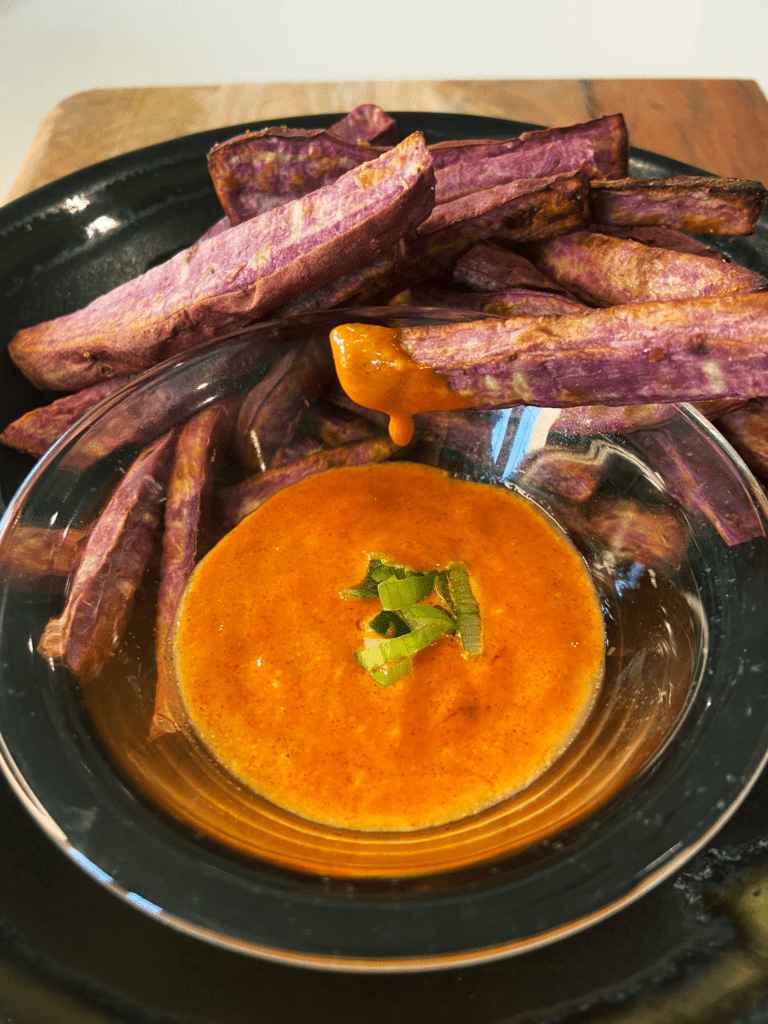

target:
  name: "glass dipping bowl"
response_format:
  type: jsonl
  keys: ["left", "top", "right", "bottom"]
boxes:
{"left": 1, "top": 308, "right": 767, "bottom": 971}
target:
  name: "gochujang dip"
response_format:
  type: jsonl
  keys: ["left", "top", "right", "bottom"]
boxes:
{"left": 173, "top": 461, "right": 604, "bottom": 832}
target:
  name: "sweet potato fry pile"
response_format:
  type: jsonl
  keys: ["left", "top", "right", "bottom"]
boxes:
{"left": 7, "top": 105, "right": 768, "bottom": 719}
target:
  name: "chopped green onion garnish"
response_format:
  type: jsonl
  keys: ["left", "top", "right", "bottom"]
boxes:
{"left": 400, "top": 604, "right": 456, "bottom": 632}
{"left": 377, "top": 570, "right": 436, "bottom": 610}
{"left": 371, "top": 658, "right": 413, "bottom": 687}
{"left": 356, "top": 617, "right": 454, "bottom": 671}
{"left": 447, "top": 561, "right": 483, "bottom": 657}
{"left": 369, "top": 610, "right": 410, "bottom": 637}
{"left": 347, "top": 555, "right": 482, "bottom": 686}
{"left": 344, "top": 557, "right": 387, "bottom": 598}
{"left": 434, "top": 569, "right": 451, "bottom": 605}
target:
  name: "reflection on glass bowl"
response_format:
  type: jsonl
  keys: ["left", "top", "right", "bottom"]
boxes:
{"left": 0, "top": 308, "right": 767, "bottom": 971}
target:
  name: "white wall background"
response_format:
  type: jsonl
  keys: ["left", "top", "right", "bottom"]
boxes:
{"left": 2, "top": 0, "right": 768, "bottom": 200}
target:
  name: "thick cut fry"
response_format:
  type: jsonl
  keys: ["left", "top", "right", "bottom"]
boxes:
{"left": 519, "top": 447, "right": 605, "bottom": 501}
{"left": 453, "top": 241, "right": 568, "bottom": 294}
{"left": 9, "top": 133, "right": 435, "bottom": 393}
{"left": 525, "top": 230, "right": 765, "bottom": 306}
{"left": 558, "top": 498, "right": 688, "bottom": 568}
{"left": 37, "top": 431, "right": 177, "bottom": 684}
{"left": 348, "top": 173, "right": 589, "bottom": 306}
{"left": 395, "top": 292, "right": 768, "bottom": 408}
{"left": 429, "top": 114, "right": 628, "bottom": 180}
{"left": 715, "top": 399, "right": 768, "bottom": 479}
{"left": 234, "top": 338, "right": 334, "bottom": 473}
{"left": 207, "top": 127, "right": 388, "bottom": 224}
{"left": 390, "top": 285, "right": 588, "bottom": 317}
{"left": 153, "top": 404, "right": 235, "bottom": 738}
{"left": 0, "top": 526, "right": 87, "bottom": 589}
{"left": 590, "top": 176, "right": 768, "bottom": 235}
{"left": 329, "top": 104, "right": 397, "bottom": 145}
{"left": 0, "top": 376, "right": 132, "bottom": 457}
{"left": 216, "top": 436, "right": 397, "bottom": 532}
{"left": 592, "top": 223, "right": 730, "bottom": 261}
{"left": 636, "top": 426, "right": 765, "bottom": 545}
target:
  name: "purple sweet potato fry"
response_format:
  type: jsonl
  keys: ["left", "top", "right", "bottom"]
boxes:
{"left": 234, "top": 337, "right": 334, "bottom": 473}
{"left": 216, "top": 436, "right": 397, "bottom": 532}
{"left": 635, "top": 425, "right": 765, "bottom": 546}
{"left": 37, "top": 431, "right": 177, "bottom": 684}
{"left": 714, "top": 398, "right": 768, "bottom": 479}
{"left": 591, "top": 223, "right": 730, "bottom": 261}
{"left": 429, "top": 114, "right": 628, "bottom": 180}
{"left": 590, "top": 176, "right": 768, "bottom": 235}
{"left": 552, "top": 403, "right": 676, "bottom": 434}
{"left": 152, "top": 403, "right": 236, "bottom": 738}
{"left": 390, "top": 285, "right": 588, "bottom": 318}
{"left": 9, "top": 132, "right": 435, "bottom": 393}
{"left": 349, "top": 173, "right": 590, "bottom": 305}
{"left": 0, "top": 525, "right": 88, "bottom": 590}
{"left": 269, "top": 435, "right": 326, "bottom": 468}
{"left": 559, "top": 497, "right": 689, "bottom": 569}
{"left": 552, "top": 398, "right": 748, "bottom": 435}
{"left": 206, "top": 126, "right": 388, "bottom": 224}
{"left": 302, "top": 401, "right": 380, "bottom": 447}
{"left": 452, "top": 240, "right": 569, "bottom": 294}
{"left": 0, "top": 376, "right": 132, "bottom": 457}
{"left": 43, "top": 324, "right": 272, "bottom": 473}
{"left": 694, "top": 398, "right": 748, "bottom": 419}
{"left": 524, "top": 230, "right": 766, "bottom": 307}
{"left": 329, "top": 104, "right": 397, "bottom": 146}
{"left": 519, "top": 446, "right": 608, "bottom": 501}
{"left": 273, "top": 245, "right": 404, "bottom": 317}
{"left": 396, "top": 292, "right": 768, "bottom": 409}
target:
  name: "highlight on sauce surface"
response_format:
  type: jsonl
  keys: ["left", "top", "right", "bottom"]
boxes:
{"left": 172, "top": 461, "right": 605, "bottom": 832}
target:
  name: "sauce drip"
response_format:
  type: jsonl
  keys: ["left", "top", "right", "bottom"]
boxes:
{"left": 173, "top": 462, "right": 604, "bottom": 832}
{"left": 329, "top": 323, "right": 471, "bottom": 446}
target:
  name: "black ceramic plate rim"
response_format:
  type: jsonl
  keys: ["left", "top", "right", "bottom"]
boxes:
{"left": 1, "top": 112, "right": 768, "bottom": 972}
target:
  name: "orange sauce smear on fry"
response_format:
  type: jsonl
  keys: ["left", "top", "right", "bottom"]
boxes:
{"left": 330, "top": 323, "right": 471, "bottom": 445}
{"left": 173, "top": 462, "right": 604, "bottom": 832}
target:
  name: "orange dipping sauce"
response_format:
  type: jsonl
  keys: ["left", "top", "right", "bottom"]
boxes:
{"left": 173, "top": 462, "right": 604, "bottom": 832}
{"left": 330, "top": 323, "right": 471, "bottom": 446}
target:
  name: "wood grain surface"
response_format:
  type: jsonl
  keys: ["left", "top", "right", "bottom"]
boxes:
{"left": 5, "top": 78, "right": 768, "bottom": 204}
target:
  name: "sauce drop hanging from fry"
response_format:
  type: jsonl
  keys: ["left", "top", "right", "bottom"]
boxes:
{"left": 329, "top": 323, "right": 471, "bottom": 446}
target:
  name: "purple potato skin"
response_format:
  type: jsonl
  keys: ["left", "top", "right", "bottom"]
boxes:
{"left": 9, "top": 133, "right": 435, "bottom": 393}
{"left": 396, "top": 292, "right": 768, "bottom": 409}
{"left": 453, "top": 241, "right": 568, "bottom": 294}
{"left": 37, "top": 431, "right": 178, "bottom": 684}
{"left": 635, "top": 426, "right": 766, "bottom": 546}
{"left": 207, "top": 127, "right": 388, "bottom": 224}
{"left": 348, "top": 173, "right": 590, "bottom": 306}
{"left": 329, "top": 104, "right": 397, "bottom": 145}
{"left": 524, "top": 231, "right": 766, "bottom": 307}
{"left": 390, "top": 286, "right": 587, "bottom": 318}
{"left": 216, "top": 436, "right": 397, "bottom": 532}
{"left": 0, "top": 526, "right": 88, "bottom": 589}
{"left": 152, "top": 402, "right": 236, "bottom": 737}
{"left": 234, "top": 338, "right": 334, "bottom": 473}
{"left": 715, "top": 398, "right": 768, "bottom": 479}
{"left": 0, "top": 377, "right": 132, "bottom": 457}
{"left": 590, "top": 176, "right": 768, "bottom": 234}
{"left": 429, "top": 114, "right": 628, "bottom": 179}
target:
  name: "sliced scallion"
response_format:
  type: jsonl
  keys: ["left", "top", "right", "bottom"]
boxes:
{"left": 369, "top": 610, "right": 410, "bottom": 638}
{"left": 377, "top": 570, "right": 436, "bottom": 611}
{"left": 356, "top": 618, "right": 454, "bottom": 671}
{"left": 371, "top": 658, "right": 413, "bottom": 687}
{"left": 447, "top": 561, "right": 483, "bottom": 657}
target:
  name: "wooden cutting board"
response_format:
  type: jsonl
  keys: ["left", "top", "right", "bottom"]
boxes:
{"left": 6, "top": 78, "right": 768, "bottom": 203}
